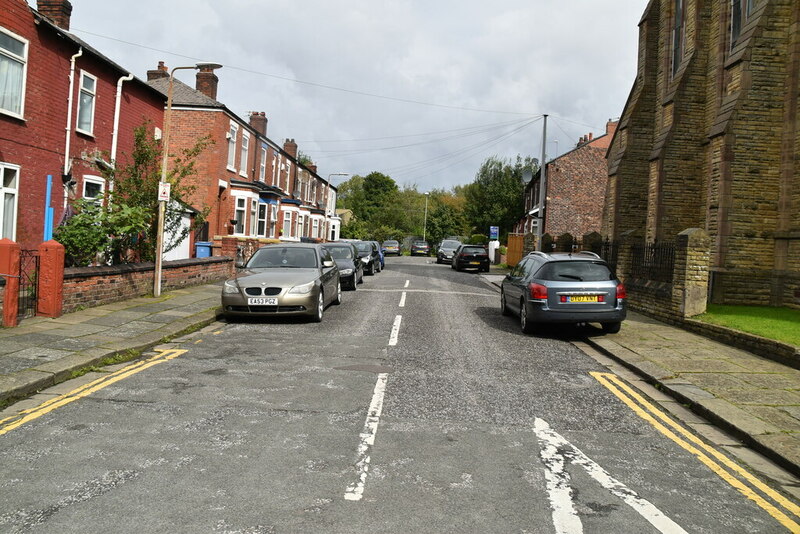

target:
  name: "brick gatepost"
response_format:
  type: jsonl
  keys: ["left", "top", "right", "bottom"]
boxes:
{"left": 0, "top": 239, "right": 20, "bottom": 327}
{"left": 37, "top": 240, "right": 65, "bottom": 318}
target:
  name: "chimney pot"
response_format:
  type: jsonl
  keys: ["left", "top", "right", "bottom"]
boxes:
{"left": 37, "top": 0, "right": 73, "bottom": 30}
{"left": 147, "top": 61, "right": 170, "bottom": 81}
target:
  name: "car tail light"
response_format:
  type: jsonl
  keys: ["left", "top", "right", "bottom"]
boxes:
{"left": 529, "top": 283, "right": 548, "bottom": 300}
{"left": 616, "top": 283, "right": 627, "bottom": 300}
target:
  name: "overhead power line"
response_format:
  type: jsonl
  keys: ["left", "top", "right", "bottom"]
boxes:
{"left": 72, "top": 28, "right": 540, "bottom": 116}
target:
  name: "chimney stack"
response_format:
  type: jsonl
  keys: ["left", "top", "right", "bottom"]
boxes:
{"left": 196, "top": 65, "right": 220, "bottom": 100}
{"left": 308, "top": 163, "right": 317, "bottom": 174}
{"left": 37, "top": 0, "right": 73, "bottom": 30}
{"left": 249, "top": 112, "right": 268, "bottom": 136}
{"left": 588, "top": 132, "right": 593, "bottom": 141}
{"left": 147, "top": 61, "right": 169, "bottom": 81}
{"left": 283, "top": 139, "right": 298, "bottom": 159}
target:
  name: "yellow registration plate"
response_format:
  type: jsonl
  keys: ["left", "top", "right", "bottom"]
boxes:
{"left": 568, "top": 296, "right": 598, "bottom": 303}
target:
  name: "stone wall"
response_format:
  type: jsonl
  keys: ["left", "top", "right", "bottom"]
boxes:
{"left": 61, "top": 257, "right": 233, "bottom": 314}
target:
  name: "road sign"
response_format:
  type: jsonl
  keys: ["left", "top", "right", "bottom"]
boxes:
{"left": 158, "top": 182, "right": 171, "bottom": 202}
{"left": 490, "top": 226, "right": 499, "bottom": 240}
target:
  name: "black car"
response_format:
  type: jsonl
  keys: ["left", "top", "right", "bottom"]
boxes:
{"left": 354, "top": 240, "right": 382, "bottom": 275}
{"left": 411, "top": 241, "right": 430, "bottom": 256}
{"left": 500, "top": 251, "right": 627, "bottom": 334}
{"left": 451, "top": 244, "right": 490, "bottom": 272}
{"left": 436, "top": 239, "right": 462, "bottom": 264}
{"left": 322, "top": 242, "right": 363, "bottom": 290}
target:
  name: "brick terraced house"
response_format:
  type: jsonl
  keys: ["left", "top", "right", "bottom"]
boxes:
{"left": 146, "top": 63, "right": 340, "bottom": 253}
{"left": 0, "top": 0, "right": 165, "bottom": 250}
{"left": 604, "top": 0, "right": 799, "bottom": 309}
{"left": 515, "top": 121, "right": 617, "bottom": 241}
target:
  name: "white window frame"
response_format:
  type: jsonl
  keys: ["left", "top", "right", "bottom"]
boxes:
{"left": 256, "top": 202, "right": 268, "bottom": 237}
{"left": 0, "top": 27, "right": 28, "bottom": 119}
{"left": 240, "top": 131, "right": 250, "bottom": 177}
{"left": 282, "top": 210, "right": 293, "bottom": 238}
{"left": 312, "top": 218, "right": 319, "bottom": 238}
{"left": 227, "top": 122, "right": 238, "bottom": 171}
{"left": 76, "top": 71, "right": 97, "bottom": 136}
{"left": 259, "top": 146, "right": 267, "bottom": 182}
{"left": 295, "top": 213, "right": 303, "bottom": 238}
{"left": 234, "top": 196, "right": 246, "bottom": 235}
{"left": 82, "top": 175, "right": 106, "bottom": 204}
{"left": 269, "top": 204, "right": 278, "bottom": 237}
{"left": 285, "top": 161, "right": 292, "bottom": 193}
{"left": 249, "top": 198, "right": 258, "bottom": 236}
{"left": 0, "top": 162, "right": 20, "bottom": 240}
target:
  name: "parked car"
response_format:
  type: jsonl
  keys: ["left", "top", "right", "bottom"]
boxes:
{"left": 451, "top": 244, "right": 490, "bottom": 272}
{"left": 382, "top": 240, "right": 401, "bottom": 256}
{"left": 222, "top": 244, "right": 341, "bottom": 322}
{"left": 322, "top": 242, "right": 363, "bottom": 290}
{"left": 370, "top": 241, "right": 386, "bottom": 269}
{"left": 411, "top": 241, "right": 430, "bottom": 256}
{"left": 354, "top": 240, "right": 382, "bottom": 275}
{"left": 500, "top": 251, "right": 626, "bottom": 334}
{"left": 436, "top": 239, "right": 462, "bottom": 264}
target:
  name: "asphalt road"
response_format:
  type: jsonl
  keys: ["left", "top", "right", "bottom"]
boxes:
{"left": 0, "top": 256, "right": 795, "bottom": 533}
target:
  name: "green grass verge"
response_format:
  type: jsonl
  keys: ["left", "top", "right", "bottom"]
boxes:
{"left": 694, "top": 305, "right": 800, "bottom": 347}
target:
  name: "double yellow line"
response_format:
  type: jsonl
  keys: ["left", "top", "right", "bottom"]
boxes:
{"left": 592, "top": 372, "right": 800, "bottom": 532}
{"left": 0, "top": 349, "right": 187, "bottom": 436}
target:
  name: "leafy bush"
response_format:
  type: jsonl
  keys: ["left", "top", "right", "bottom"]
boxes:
{"left": 468, "top": 234, "right": 488, "bottom": 245}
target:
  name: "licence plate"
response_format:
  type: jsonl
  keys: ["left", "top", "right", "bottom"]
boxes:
{"left": 470, "top": 261, "right": 480, "bottom": 265}
{"left": 248, "top": 297, "right": 278, "bottom": 306}
{"left": 567, "top": 296, "right": 598, "bottom": 303}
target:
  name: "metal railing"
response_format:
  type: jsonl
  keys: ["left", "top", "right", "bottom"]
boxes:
{"left": 629, "top": 241, "right": 675, "bottom": 283}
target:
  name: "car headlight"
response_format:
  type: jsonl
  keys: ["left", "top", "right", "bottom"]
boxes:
{"left": 340, "top": 268, "right": 353, "bottom": 275}
{"left": 288, "top": 280, "right": 315, "bottom": 294}
{"left": 223, "top": 280, "right": 240, "bottom": 294}
{"left": 361, "top": 257, "right": 371, "bottom": 264}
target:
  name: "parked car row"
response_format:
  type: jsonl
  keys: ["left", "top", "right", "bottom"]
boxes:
{"left": 221, "top": 240, "right": 390, "bottom": 322}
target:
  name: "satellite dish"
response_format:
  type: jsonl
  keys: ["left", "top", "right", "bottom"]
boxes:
{"left": 522, "top": 169, "right": 532, "bottom": 184}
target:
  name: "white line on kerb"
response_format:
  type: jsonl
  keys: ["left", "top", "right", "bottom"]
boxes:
{"left": 534, "top": 418, "right": 687, "bottom": 533}
{"left": 388, "top": 315, "right": 402, "bottom": 346}
{"left": 399, "top": 292, "right": 406, "bottom": 308}
{"left": 344, "top": 373, "right": 389, "bottom": 501}
{"left": 404, "top": 280, "right": 410, "bottom": 288}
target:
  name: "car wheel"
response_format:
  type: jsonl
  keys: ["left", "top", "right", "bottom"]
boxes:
{"left": 601, "top": 321, "right": 621, "bottom": 334}
{"left": 333, "top": 281, "right": 342, "bottom": 305}
{"left": 520, "top": 300, "right": 535, "bottom": 334}
{"left": 436, "top": 257, "right": 442, "bottom": 264}
{"left": 312, "top": 291, "right": 324, "bottom": 322}
{"left": 351, "top": 278, "right": 357, "bottom": 291}
{"left": 500, "top": 290, "right": 511, "bottom": 316}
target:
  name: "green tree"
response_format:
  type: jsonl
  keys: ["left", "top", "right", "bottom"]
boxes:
{"left": 425, "top": 201, "right": 467, "bottom": 247}
{"left": 463, "top": 155, "right": 537, "bottom": 240}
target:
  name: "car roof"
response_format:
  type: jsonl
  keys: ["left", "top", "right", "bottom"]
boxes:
{"left": 525, "top": 251, "right": 605, "bottom": 262}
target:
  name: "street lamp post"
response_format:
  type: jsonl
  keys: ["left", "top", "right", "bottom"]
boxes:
{"left": 326, "top": 173, "right": 349, "bottom": 241}
{"left": 422, "top": 192, "right": 429, "bottom": 242}
{"left": 154, "top": 62, "right": 222, "bottom": 297}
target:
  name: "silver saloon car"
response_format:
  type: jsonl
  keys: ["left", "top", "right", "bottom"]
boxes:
{"left": 222, "top": 244, "right": 341, "bottom": 322}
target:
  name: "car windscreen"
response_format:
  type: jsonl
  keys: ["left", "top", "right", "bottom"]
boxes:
{"left": 536, "top": 261, "right": 614, "bottom": 282}
{"left": 355, "top": 242, "right": 372, "bottom": 252}
{"left": 461, "top": 246, "right": 486, "bottom": 255}
{"left": 413, "top": 242, "right": 428, "bottom": 247}
{"left": 441, "top": 240, "right": 460, "bottom": 248}
{"left": 247, "top": 247, "right": 318, "bottom": 269}
{"left": 383, "top": 241, "right": 399, "bottom": 246}
{"left": 326, "top": 246, "right": 354, "bottom": 260}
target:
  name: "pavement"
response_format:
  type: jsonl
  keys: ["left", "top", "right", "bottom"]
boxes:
{"left": 1, "top": 276, "right": 799, "bottom": 480}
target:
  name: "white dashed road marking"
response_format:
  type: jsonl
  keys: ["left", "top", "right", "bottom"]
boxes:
{"left": 388, "top": 315, "right": 402, "bottom": 346}
{"left": 399, "top": 292, "right": 406, "bottom": 307}
{"left": 344, "top": 373, "right": 389, "bottom": 501}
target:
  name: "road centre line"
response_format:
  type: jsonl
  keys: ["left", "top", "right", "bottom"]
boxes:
{"left": 358, "top": 288, "right": 495, "bottom": 298}
{"left": 591, "top": 372, "right": 800, "bottom": 531}
{"left": 0, "top": 349, "right": 188, "bottom": 436}
{"left": 345, "top": 372, "right": 390, "bottom": 501}
{"left": 404, "top": 280, "right": 410, "bottom": 288}
{"left": 534, "top": 417, "right": 687, "bottom": 533}
{"left": 399, "top": 292, "right": 406, "bottom": 307}
{"left": 389, "top": 315, "right": 402, "bottom": 346}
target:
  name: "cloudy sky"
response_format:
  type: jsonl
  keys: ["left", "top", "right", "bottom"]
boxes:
{"left": 48, "top": 0, "right": 648, "bottom": 191}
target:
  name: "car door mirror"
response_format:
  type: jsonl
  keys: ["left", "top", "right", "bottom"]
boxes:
{"left": 235, "top": 260, "right": 245, "bottom": 269}
{"left": 322, "top": 260, "right": 335, "bottom": 268}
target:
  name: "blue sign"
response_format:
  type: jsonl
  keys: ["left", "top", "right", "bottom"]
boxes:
{"left": 489, "top": 226, "right": 499, "bottom": 240}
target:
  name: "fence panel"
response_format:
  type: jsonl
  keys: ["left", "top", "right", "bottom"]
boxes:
{"left": 506, "top": 234, "right": 524, "bottom": 267}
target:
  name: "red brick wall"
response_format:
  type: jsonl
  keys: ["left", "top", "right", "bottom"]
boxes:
{"left": 0, "top": 0, "right": 164, "bottom": 250}
{"left": 61, "top": 257, "right": 232, "bottom": 313}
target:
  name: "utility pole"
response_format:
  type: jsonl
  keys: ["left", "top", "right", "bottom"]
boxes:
{"left": 536, "top": 114, "right": 548, "bottom": 251}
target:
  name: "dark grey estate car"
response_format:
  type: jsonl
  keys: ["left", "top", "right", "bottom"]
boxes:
{"left": 500, "top": 251, "right": 626, "bottom": 334}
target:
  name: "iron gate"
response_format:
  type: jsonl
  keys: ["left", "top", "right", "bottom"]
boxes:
{"left": 18, "top": 249, "right": 38, "bottom": 319}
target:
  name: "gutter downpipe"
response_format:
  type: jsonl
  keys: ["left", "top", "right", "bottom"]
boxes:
{"left": 109, "top": 73, "right": 135, "bottom": 193}
{"left": 63, "top": 47, "right": 83, "bottom": 209}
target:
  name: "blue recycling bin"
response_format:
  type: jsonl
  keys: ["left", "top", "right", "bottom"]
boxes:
{"left": 195, "top": 241, "right": 212, "bottom": 258}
